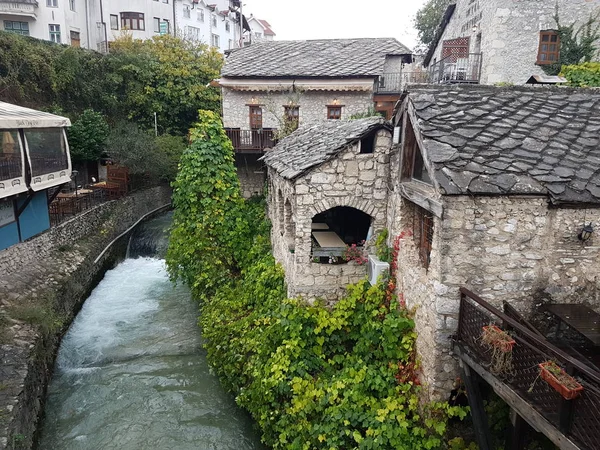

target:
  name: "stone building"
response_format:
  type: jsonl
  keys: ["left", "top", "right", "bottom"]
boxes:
{"left": 390, "top": 84, "right": 600, "bottom": 396}
{"left": 262, "top": 117, "right": 393, "bottom": 300}
{"left": 218, "top": 38, "right": 412, "bottom": 197}
{"left": 422, "top": 0, "right": 600, "bottom": 85}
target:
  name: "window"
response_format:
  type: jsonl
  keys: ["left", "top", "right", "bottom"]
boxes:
{"left": 327, "top": 106, "right": 342, "bottom": 120}
{"left": 409, "top": 202, "right": 434, "bottom": 269}
{"left": 121, "top": 12, "right": 145, "bottom": 31}
{"left": 69, "top": 0, "right": 75, "bottom": 11}
{"left": 163, "top": 19, "right": 170, "bottom": 34}
{"left": 70, "top": 30, "right": 80, "bottom": 47}
{"left": 0, "top": 130, "right": 23, "bottom": 182}
{"left": 225, "top": 21, "right": 230, "bottom": 32}
{"left": 360, "top": 133, "right": 375, "bottom": 154}
{"left": 49, "top": 24, "right": 61, "bottom": 43}
{"left": 23, "top": 128, "right": 68, "bottom": 177}
{"left": 162, "top": 0, "right": 168, "bottom": 3}
{"left": 110, "top": 15, "right": 118, "bottom": 30}
{"left": 211, "top": 33, "right": 220, "bottom": 47}
{"left": 183, "top": 5, "right": 191, "bottom": 19}
{"left": 198, "top": 10, "right": 205, "bottom": 22}
{"left": 186, "top": 26, "right": 200, "bottom": 41}
{"left": 4, "top": 21, "right": 29, "bottom": 36}
{"left": 401, "top": 117, "right": 431, "bottom": 184}
{"left": 537, "top": 31, "right": 560, "bottom": 64}
{"left": 249, "top": 106, "right": 263, "bottom": 129}
{"left": 153, "top": 17, "right": 160, "bottom": 33}
{"left": 46, "top": 0, "right": 58, "bottom": 7}
{"left": 212, "top": 15, "right": 217, "bottom": 27}
{"left": 284, "top": 106, "right": 299, "bottom": 131}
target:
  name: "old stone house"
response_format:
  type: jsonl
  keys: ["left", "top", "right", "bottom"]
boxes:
{"left": 262, "top": 117, "right": 393, "bottom": 300}
{"left": 390, "top": 84, "right": 600, "bottom": 396}
{"left": 423, "top": 0, "right": 600, "bottom": 85}
{"left": 218, "top": 38, "right": 411, "bottom": 197}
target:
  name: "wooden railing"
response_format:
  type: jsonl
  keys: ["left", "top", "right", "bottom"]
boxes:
{"left": 428, "top": 53, "right": 483, "bottom": 84}
{"left": 456, "top": 287, "right": 600, "bottom": 450}
{"left": 224, "top": 128, "right": 276, "bottom": 153}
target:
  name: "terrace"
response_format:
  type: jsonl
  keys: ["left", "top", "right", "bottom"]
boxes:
{"left": 224, "top": 128, "right": 276, "bottom": 153}
{"left": 455, "top": 287, "right": 600, "bottom": 450}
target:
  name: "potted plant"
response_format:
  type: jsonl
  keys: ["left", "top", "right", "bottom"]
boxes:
{"left": 481, "top": 325, "right": 516, "bottom": 376}
{"left": 481, "top": 325, "right": 516, "bottom": 352}
{"left": 539, "top": 361, "right": 583, "bottom": 400}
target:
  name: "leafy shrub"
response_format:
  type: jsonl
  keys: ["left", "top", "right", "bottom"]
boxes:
{"left": 561, "top": 62, "right": 600, "bottom": 87}
{"left": 67, "top": 109, "right": 109, "bottom": 162}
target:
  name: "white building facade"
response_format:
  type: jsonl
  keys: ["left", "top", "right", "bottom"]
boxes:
{"left": 0, "top": 0, "right": 264, "bottom": 53}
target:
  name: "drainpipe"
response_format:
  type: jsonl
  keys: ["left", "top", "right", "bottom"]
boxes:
{"left": 99, "top": 0, "right": 108, "bottom": 52}
{"left": 84, "top": 0, "right": 90, "bottom": 49}
{"left": 172, "top": 0, "right": 176, "bottom": 36}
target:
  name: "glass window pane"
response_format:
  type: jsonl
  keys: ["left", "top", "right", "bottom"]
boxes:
{"left": 542, "top": 34, "right": 550, "bottom": 42}
{"left": 0, "top": 130, "right": 23, "bottom": 181}
{"left": 549, "top": 54, "right": 556, "bottom": 61}
{"left": 24, "top": 128, "right": 68, "bottom": 177}
{"left": 540, "top": 53, "right": 547, "bottom": 61}
{"left": 541, "top": 44, "right": 548, "bottom": 51}
{"left": 550, "top": 35, "right": 558, "bottom": 42}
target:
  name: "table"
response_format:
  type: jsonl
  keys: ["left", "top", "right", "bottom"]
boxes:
{"left": 545, "top": 304, "right": 600, "bottom": 346}
{"left": 311, "top": 222, "right": 329, "bottom": 230}
{"left": 312, "top": 231, "right": 346, "bottom": 248}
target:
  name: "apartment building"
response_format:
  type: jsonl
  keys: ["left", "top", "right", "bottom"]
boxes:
{"left": 0, "top": 0, "right": 270, "bottom": 53}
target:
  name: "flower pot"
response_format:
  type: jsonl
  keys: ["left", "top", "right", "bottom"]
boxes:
{"left": 482, "top": 325, "right": 516, "bottom": 352}
{"left": 539, "top": 362, "right": 583, "bottom": 400}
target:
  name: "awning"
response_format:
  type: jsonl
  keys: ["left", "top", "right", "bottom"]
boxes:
{"left": 525, "top": 75, "right": 568, "bottom": 84}
{"left": 0, "top": 102, "right": 71, "bottom": 129}
{"left": 217, "top": 77, "right": 375, "bottom": 92}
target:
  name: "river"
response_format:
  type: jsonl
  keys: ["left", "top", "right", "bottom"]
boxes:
{"left": 37, "top": 214, "right": 264, "bottom": 450}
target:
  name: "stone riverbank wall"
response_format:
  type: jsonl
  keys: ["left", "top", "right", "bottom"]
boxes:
{"left": 0, "top": 185, "right": 172, "bottom": 450}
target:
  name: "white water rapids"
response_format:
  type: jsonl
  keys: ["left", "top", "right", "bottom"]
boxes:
{"left": 37, "top": 217, "right": 264, "bottom": 450}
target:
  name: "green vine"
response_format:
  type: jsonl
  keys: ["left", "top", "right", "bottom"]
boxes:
{"left": 542, "top": 8, "right": 600, "bottom": 75}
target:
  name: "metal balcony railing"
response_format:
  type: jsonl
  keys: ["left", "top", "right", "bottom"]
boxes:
{"left": 429, "top": 53, "right": 483, "bottom": 84}
{"left": 225, "top": 128, "right": 276, "bottom": 153}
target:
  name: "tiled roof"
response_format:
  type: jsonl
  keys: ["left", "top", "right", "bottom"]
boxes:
{"left": 407, "top": 85, "right": 600, "bottom": 204}
{"left": 258, "top": 19, "right": 275, "bottom": 36}
{"left": 222, "top": 38, "right": 412, "bottom": 78}
{"left": 262, "top": 117, "right": 390, "bottom": 180}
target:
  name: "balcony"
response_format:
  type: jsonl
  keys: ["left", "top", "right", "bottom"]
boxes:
{"left": 455, "top": 287, "right": 600, "bottom": 450}
{"left": 0, "top": 1, "right": 38, "bottom": 19}
{"left": 428, "top": 53, "right": 482, "bottom": 84}
{"left": 225, "top": 128, "right": 276, "bottom": 153}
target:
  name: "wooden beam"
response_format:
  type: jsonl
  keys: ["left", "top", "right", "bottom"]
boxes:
{"left": 454, "top": 346, "right": 581, "bottom": 450}
{"left": 399, "top": 182, "right": 444, "bottom": 218}
{"left": 505, "top": 409, "right": 528, "bottom": 450}
{"left": 460, "top": 361, "right": 493, "bottom": 450}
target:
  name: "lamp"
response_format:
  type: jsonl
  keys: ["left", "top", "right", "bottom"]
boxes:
{"left": 578, "top": 222, "right": 594, "bottom": 242}
{"left": 332, "top": 98, "right": 339, "bottom": 105}
{"left": 472, "top": 24, "right": 478, "bottom": 33}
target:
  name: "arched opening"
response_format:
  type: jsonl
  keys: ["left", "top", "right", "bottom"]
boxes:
{"left": 310, "top": 206, "right": 372, "bottom": 264}
{"left": 284, "top": 199, "right": 295, "bottom": 250}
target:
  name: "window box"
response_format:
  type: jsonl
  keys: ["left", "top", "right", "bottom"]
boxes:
{"left": 539, "top": 361, "right": 583, "bottom": 400}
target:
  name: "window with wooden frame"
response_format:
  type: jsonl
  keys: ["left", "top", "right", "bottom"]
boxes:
{"left": 409, "top": 202, "right": 434, "bottom": 269}
{"left": 537, "top": 31, "right": 560, "bottom": 64}
{"left": 327, "top": 106, "right": 342, "bottom": 120}
{"left": 121, "top": 12, "right": 145, "bottom": 31}
{"left": 249, "top": 106, "right": 263, "bottom": 129}
{"left": 401, "top": 117, "right": 431, "bottom": 184}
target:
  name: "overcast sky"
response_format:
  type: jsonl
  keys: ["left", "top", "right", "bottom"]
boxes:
{"left": 243, "top": 0, "right": 428, "bottom": 50}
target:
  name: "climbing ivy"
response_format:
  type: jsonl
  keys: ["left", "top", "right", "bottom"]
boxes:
{"left": 561, "top": 62, "right": 600, "bottom": 87}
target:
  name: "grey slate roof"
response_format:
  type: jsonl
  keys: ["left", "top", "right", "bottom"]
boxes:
{"left": 222, "top": 38, "right": 411, "bottom": 78}
{"left": 407, "top": 85, "right": 600, "bottom": 204}
{"left": 262, "top": 117, "right": 390, "bottom": 180}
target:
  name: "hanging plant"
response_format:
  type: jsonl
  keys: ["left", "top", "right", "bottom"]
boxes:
{"left": 481, "top": 325, "right": 515, "bottom": 376}
{"left": 539, "top": 361, "right": 583, "bottom": 400}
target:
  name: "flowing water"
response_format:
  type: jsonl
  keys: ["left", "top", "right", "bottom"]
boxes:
{"left": 37, "top": 214, "right": 264, "bottom": 450}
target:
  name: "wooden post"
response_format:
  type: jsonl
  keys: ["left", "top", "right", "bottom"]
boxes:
{"left": 559, "top": 364, "right": 576, "bottom": 434}
{"left": 460, "top": 361, "right": 493, "bottom": 450}
{"left": 505, "top": 408, "right": 528, "bottom": 450}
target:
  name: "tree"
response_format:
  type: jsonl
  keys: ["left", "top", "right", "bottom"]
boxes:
{"left": 414, "top": 0, "right": 452, "bottom": 50}
{"left": 166, "top": 110, "right": 253, "bottom": 301}
{"left": 67, "top": 109, "right": 109, "bottom": 162}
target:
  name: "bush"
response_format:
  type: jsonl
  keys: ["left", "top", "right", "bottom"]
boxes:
{"left": 67, "top": 109, "right": 109, "bottom": 162}
{"left": 561, "top": 62, "right": 600, "bottom": 87}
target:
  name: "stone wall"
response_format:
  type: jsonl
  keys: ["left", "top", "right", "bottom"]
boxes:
{"left": 235, "top": 154, "right": 265, "bottom": 198}
{"left": 222, "top": 88, "right": 374, "bottom": 129}
{"left": 429, "top": 0, "right": 599, "bottom": 85}
{"left": 269, "top": 128, "right": 392, "bottom": 300}
{"left": 0, "top": 186, "right": 172, "bottom": 450}
{"left": 390, "top": 192, "right": 600, "bottom": 399}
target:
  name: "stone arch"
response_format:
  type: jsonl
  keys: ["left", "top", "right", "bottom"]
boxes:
{"left": 308, "top": 196, "right": 378, "bottom": 221}
{"left": 312, "top": 206, "right": 372, "bottom": 246}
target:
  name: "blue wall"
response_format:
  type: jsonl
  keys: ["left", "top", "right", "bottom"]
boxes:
{"left": 17, "top": 192, "right": 50, "bottom": 241}
{"left": 0, "top": 221, "right": 20, "bottom": 251}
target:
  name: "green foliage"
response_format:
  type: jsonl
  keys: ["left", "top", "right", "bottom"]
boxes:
{"left": 67, "top": 109, "right": 109, "bottom": 162}
{"left": 349, "top": 108, "right": 385, "bottom": 120}
{"left": 561, "top": 62, "right": 600, "bottom": 86}
{"left": 375, "top": 229, "right": 392, "bottom": 263}
{"left": 542, "top": 10, "right": 600, "bottom": 75}
{"left": 166, "top": 110, "right": 255, "bottom": 301}
{"left": 414, "top": 0, "right": 452, "bottom": 49}
{"left": 155, "top": 134, "right": 187, "bottom": 181}
{"left": 0, "top": 31, "right": 222, "bottom": 136}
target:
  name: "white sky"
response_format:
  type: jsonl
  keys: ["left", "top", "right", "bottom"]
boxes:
{"left": 243, "top": 0, "right": 428, "bottom": 50}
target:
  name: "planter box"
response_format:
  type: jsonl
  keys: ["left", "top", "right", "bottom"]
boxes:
{"left": 539, "top": 362, "right": 584, "bottom": 400}
{"left": 482, "top": 325, "right": 516, "bottom": 352}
